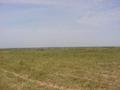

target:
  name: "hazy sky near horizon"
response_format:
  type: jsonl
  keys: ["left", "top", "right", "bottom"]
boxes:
{"left": 0, "top": 0, "right": 120, "bottom": 48}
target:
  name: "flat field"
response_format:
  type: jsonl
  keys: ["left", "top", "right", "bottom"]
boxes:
{"left": 0, "top": 48, "right": 120, "bottom": 90}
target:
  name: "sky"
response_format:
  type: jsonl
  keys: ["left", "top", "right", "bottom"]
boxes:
{"left": 0, "top": 0, "right": 120, "bottom": 48}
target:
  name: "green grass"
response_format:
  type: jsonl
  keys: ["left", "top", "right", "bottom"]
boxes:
{"left": 0, "top": 47, "right": 120, "bottom": 90}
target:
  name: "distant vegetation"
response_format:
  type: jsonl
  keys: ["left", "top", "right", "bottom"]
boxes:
{"left": 0, "top": 47, "right": 120, "bottom": 90}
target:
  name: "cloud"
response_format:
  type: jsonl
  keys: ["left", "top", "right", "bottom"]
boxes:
{"left": 0, "top": 0, "right": 110, "bottom": 7}
{"left": 77, "top": 7, "right": 120, "bottom": 31}
{"left": 0, "top": 0, "right": 51, "bottom": 4}
{"left": 0, "top": 0, "right": 78, "bottom": 6}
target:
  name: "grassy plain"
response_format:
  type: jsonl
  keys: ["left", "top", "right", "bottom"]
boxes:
{"left": 0, "top": 47, "right": 120, "bottom": 90}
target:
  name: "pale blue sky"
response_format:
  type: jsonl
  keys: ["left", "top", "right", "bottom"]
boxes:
{"left": 0, "top": 0, "right": 120, "bottom": 48}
